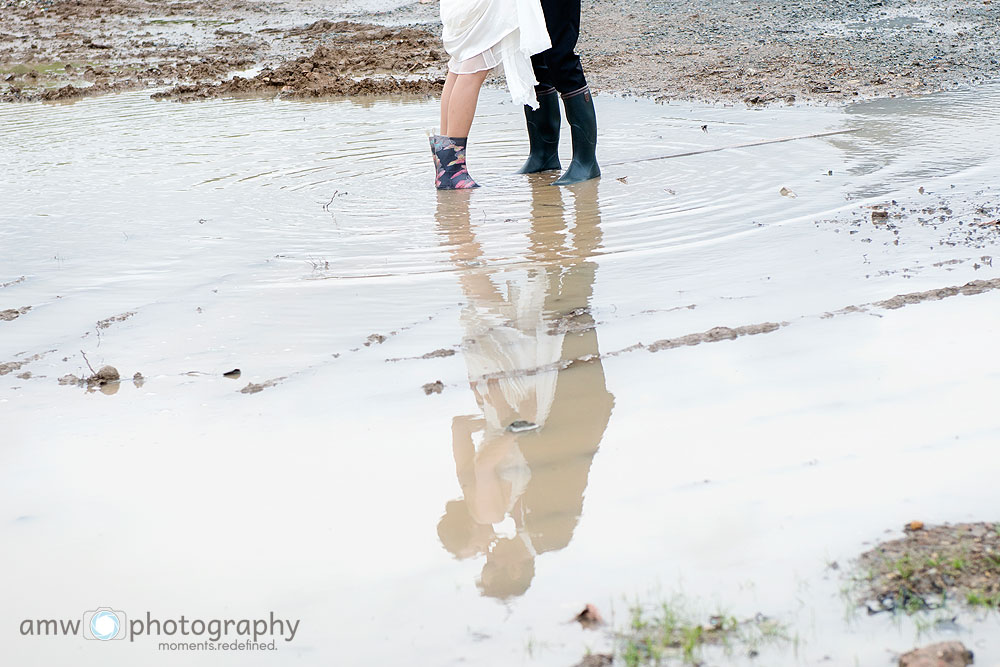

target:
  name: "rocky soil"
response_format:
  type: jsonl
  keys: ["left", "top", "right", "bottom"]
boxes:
{"left": 2, "top": 0, "right": 999, "bottom": 104}
{"left": 857, "top": 522, "right": 1000, "bottom": 614}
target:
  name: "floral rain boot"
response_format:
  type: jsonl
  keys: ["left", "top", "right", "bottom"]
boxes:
{"left": 430, "top": 135, "right": 480, "bottom": 190}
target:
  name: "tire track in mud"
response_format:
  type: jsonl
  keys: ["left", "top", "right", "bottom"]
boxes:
{"left": 7, "top": 278, "right": 999, "bottom": 394}
{"left": 0, "top": 349, "right": 56, "bottom": 378}
{"left": 629, "top": 277, "right": 1000, "bottom": 356}
{"left": 414, "top": 277, "right": 1000, "bottom": 392}
{"left": 628, "top": 277, "right": 1000, "bottom": 358}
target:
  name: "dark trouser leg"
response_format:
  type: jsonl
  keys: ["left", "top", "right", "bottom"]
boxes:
{"left": 534, "top": 0, "right": 587, "bottom": 94}
{"left": 529, "top": 0, "right": 599, "bottom": 185}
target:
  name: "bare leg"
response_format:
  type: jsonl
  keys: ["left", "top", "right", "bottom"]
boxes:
{"left": 440, "top": 71, "right": 458, "bottom": 136}
{"left": 444, "top": 70, "right": 489, "bottom": 138}
{"left": 433, "top": 69, "right": 489, "bottom": 189}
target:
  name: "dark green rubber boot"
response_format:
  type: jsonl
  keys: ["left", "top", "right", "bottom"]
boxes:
{"left": 553, "top": 86, "right": 601, "bottom": 186}
{"left": 516, "top": 87, "right": 561, "bottom": 174}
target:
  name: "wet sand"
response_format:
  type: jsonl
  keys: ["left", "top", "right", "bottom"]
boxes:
{"left": 3, "top": 0, "right": 1000, "bottom": 104}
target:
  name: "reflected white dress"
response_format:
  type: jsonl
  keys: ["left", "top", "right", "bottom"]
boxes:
{"left": 441, "top": 0, "right": 551, "bottom": 109}
{"left": 462, "top": 269, "right": 566, "bottom": 509}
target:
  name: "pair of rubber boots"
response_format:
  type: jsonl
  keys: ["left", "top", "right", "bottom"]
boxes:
{"left": 517, "top": 86, "right": 601, "bottom": 185}
{"left": 432, "top": 86, "right": 600, "bottom": 190}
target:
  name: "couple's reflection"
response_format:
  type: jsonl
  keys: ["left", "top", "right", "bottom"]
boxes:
{"left": 435, "top": 179, "right": 614, "bottom": 599}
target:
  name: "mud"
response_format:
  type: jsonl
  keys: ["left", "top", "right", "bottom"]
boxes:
{"left": 420, "top": 348, "right": 456, "bottom": 359}
{"left": 3, "top": 0, "right": 999, "bottom": 104}
{"left": 422, "top": 380, "right": 444, "bottom": 395}
{"left": 646, "top": 322, "right": 785, "bottom": 352}
{"left": 900, "top": 642, "right": 974, "bottom": 667}
{"left": 856, "top": 522, "right": 1000, "bottom": 614}
{"left": 374, "top": 273, "right": 1000, "bottom": 388}
{"left": 820, "top": 195, "right": 1000, "bottom": 253}
{"left": 0, "top": 306, "right": 31, "bottom": 321}
{"left": 96, "top": 311, "right": 135, "bottom": 329}
{"left": 1, "top": 350, "right": 52, "bottom": 376}
{"left": 151, "top": 25, "right": 444, "bottom": 101}
{"left": 409, "top": 273, "right": 1000, "bottom": 389}
{"left": 875, "top": 279, "right": 1000, "bottom": 309}
{"left": 1, "top": 2, "right": 444, "bottom": 102}
{"left": 239, "top": 376, "right": 285, "bottom": 394}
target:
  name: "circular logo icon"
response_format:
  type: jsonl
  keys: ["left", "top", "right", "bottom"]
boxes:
{"left": 90, "top": 610, "right": 121, "bottom": 641}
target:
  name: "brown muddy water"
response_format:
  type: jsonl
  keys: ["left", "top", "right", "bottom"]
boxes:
{"left": 2, "top": 85, "right": 1000, "bottom": 665}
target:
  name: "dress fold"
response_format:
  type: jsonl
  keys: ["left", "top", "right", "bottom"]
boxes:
{"left": 441, "top": 0, "right": 551, "bottom": 109}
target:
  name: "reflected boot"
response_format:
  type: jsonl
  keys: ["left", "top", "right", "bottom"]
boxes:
{"left": 553, "top": 86, "right": 601, "bottom": 186}
{"left": 430, "top": 135, "right": 480, "bottom": 190}
{"left": 516, "top": 87, "right": 561, "bottom": 174}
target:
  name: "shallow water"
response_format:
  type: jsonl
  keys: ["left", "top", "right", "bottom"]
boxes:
{"left": 2, "top": 84, "right": 1000, "bottom": 665}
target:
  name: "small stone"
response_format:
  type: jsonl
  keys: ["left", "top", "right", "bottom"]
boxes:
{"left": 573, "top": 604, "right": 605, "bottom": 629}
{"left": 422, "top": 380, "right": 444, "bottom": 395}
{"left": 507, "top": 420, "right": 539, "bottom": 433}
{"left": 906, "top": 520, "right": 925, "bottom": 532}
{"left": 420, "top": 348, "right": 456, "bottom": 359}
{"left": 91, "top": 365, "right": 120, "bottom": 385}
{"left": 898, "top": 641, "right": 973, "bottom": 667}
{"left": 365, "top": 333, "right": 387, "bottom": 346}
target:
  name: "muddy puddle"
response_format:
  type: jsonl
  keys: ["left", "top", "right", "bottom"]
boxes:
{"left": 2, "top": 84, "right": 1000, "bottom": 665}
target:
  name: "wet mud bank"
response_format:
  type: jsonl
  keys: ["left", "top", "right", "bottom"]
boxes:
{"left": 151, "top": 33, "right": 443, "bottom": 101}
{"left": 858, "top": 522, "right": 1000, "bottom": 614}
{"left": 3, "top": 0, "right": 1000, "bottom": 104}
{"left": 1, "top": 2, "right": 446, "bottom": 102}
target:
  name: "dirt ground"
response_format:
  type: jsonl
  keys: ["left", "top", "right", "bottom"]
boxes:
{"left": 0, "top": 1, "right": 448, "bottom": 102}
{"left": 2, "top": 0, "right": 999, "bottom": 104}
{"left": 857, "top": 522, "right": 1000, "bottom": 614}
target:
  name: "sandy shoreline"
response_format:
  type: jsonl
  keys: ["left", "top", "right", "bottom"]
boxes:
{"left": 2, "top": 0, "right": 999, "bottom": 104}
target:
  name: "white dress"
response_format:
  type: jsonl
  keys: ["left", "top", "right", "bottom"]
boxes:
{"left": 440, "top": 0, "right": 551, "bottom": 109}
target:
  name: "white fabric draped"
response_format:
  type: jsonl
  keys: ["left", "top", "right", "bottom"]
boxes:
{"left": 441, "top": 0, "right": 551, "bottom": 109}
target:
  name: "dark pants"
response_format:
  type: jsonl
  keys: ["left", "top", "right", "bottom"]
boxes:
{"left": 532, "top": 0, "right": 587, "bottom": 94}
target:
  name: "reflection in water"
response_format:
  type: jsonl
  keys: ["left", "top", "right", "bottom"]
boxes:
{"left": 836, "top": 82, "right": 1000, "bottom": 196}
{"left": 435, "top": 180, "right": 615, "bottom": 599}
